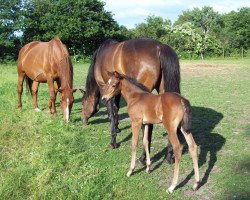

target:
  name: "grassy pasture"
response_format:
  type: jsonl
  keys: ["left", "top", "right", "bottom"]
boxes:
{"left": 0, "top": 59, "right": 249, "bottom": 199}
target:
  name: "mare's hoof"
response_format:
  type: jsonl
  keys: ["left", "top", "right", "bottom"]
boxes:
{"left": 138, "top": 156, "right": 146, "bottom": 166}
{"left": 110, "top": 143, "right": 119, "bottom": 149}
{"left": 192, "top": 182, "right": 200, "bottom": 191}
{"left": 34, "top": 108, "right": 41, "bottom": 112}
{"left": 164, "top": 157, "right": 175, "bottom": 164}
{"left": 116, "top": 128, "right": 121, "bottom": 133}
{"left": 166, "top": 185, "right": 176, "bottom": 193}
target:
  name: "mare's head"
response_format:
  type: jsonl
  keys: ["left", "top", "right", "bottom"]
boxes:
{"left": 58, "top": 88, "right": 76, "bottom": 122}
{"left": 102, "top": 71, "right": 122, "bottom": 102}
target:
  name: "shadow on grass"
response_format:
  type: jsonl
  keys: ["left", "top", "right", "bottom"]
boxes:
{"left": 148, "top": 106, "right": 225, "bottom": 190}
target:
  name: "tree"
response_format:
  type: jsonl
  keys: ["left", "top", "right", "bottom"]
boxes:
{"left": 0, "top": 0, "right": 22, "bottom": 60}
{"left": 21, "top": 0, "right": 121, "bottom": 56}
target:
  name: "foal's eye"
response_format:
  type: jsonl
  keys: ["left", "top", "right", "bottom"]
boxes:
{"left": 112, "top": 84, "right": 116, "bottom": 88}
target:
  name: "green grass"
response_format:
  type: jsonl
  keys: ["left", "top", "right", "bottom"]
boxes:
{"left": 0, "top": 59, "right": 249, "bottom": 199}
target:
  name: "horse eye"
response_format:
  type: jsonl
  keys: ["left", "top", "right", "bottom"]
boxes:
{"left": 112, "top": 84, "right": 116, "bottom": 88}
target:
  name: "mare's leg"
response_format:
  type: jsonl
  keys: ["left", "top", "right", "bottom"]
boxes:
{"left": 17, "top": 72, "right": 25, "bottom": 109}
{"left": 127, "top": 120, "right": 141, "bottom": 177}
{"left": 47, "top": 81, "right": 59, "bottom": 113}
{"left": 139, "top": 124, "right": 153, "bottom": 165}
{"left": 31, "top": 81, "right": 40, "bottom": 111}
{"left": 107, "top": 99, "right": 118, "bottom": 148}
{"left": 164, "top": 124, "right": 182, "bottom": 193}
{"left": 181, "top": 128, "right": 200, "bottom": 190}
{"left": 47, "top": 78, "right": 57, "bottom": 117}
{"left": 114, "top": 94, "right": 121, "bottom": 133}
{"left": 143, "top": 125, "right": 151, "bottom": 173}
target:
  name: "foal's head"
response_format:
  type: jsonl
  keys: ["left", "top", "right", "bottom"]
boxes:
{"left": 58, "top": 88, "right": 76, "bottom": 122}
{"left": 102, "top": 71, "right": 122, "bottom": 102}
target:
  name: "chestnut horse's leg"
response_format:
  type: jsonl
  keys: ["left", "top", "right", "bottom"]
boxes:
{"left": 139, "top": 124, "right": 153, "bottom": 165}
{"left": 164, "top": 124, "right": 182, "bottom": 193}
{"left": 114, "top": 94, "right": 121, "bottom": 133}
{"left": 31, "top": 81, "right": 40, "bottom": 111}
{"left": 47, "top": 81, "right": 60, "bottom": 113}
{"left": 47, "top": 78, "right": 57, "bottom": 117}
{"left": 17, "top": 72, "right": 25, "bottom": 109}
{"left": 143, "top": 124, "right": 151, "bottom": 173}
{"left": 127, "top": 120, "right": 141, "bottom": 177}
{"left": 181, "top": 128, "right": 200, "bottom": 190}
{"left": 107, "top": 99, "right": 118, "bottom": 148}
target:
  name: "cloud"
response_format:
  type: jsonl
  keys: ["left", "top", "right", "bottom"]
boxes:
{"left": 103, "top": 0, "right": 250, "bottom": 28}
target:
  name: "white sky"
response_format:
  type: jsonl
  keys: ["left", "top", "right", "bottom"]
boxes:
{"left": 103, "top": 0, "right": 250, "bottom": 28}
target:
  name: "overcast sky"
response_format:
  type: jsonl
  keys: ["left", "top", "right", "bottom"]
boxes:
{"left": 103, "top": 0, "right": 250, "bottom": 28}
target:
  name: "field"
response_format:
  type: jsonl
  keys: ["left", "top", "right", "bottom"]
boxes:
{"left": 0, "top": 59, "right": 249, "bottom": 199}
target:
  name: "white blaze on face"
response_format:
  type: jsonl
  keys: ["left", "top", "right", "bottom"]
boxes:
{"left": 65, "top": 98, "right": 69, "bottom": 122}
{"left": 108, "top": 79, "right": 111, "bottom": 84}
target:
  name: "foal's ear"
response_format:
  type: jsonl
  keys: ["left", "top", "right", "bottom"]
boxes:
{"left": 107, "top": 71, "right": 113, "bottom": 77}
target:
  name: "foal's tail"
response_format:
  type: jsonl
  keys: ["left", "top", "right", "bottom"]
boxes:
{"left": 159, "top": 44, "right": 180, "bottom": 93}
{"left": 25, "top": 76, "right": 33, "bottom": 94}
{"left": 181, "top": 98, "right": 192, "bottom": 133}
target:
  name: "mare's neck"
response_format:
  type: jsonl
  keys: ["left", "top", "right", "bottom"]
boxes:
{"left": 120, "top": 78, "right": 145, "bottom": 104}
{"left": 59, "top": 57, "right": 73, "bottom": 89}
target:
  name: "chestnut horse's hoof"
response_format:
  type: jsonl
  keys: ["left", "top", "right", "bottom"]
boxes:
{"left": 53, "top": 113, "right": 58, "bottom": 118}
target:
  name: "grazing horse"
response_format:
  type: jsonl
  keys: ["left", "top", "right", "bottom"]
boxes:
{"left": 102, "top": 71, "right": 200, "bottom": 193}
{"left": 81, "top": 38, "right": 180, "bottom": 162}
{"left": 17, "top": 37, "right": 76, "bottom": 122}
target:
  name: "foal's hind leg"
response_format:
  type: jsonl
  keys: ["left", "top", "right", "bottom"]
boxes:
{"left": 17, "top": 72, "right": 25, "bottom": 109}
{"left": 139, "top": 124, "right": 153, "bottom": 165}
{"left": 164, "top": 124, "right": 182, "bottom": 193}
{"left": 181, "top": 128, "right": 200, "bottom": 190}
{"left": 31, "top": 81, "right": 40, "bottom": 111}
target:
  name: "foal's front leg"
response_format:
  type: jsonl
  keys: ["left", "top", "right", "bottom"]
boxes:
{"left": 127, "top": 120, "right": 141, "bottom": 177}
{"left": 143, "top": 124, "right": 151, "bottom": 173}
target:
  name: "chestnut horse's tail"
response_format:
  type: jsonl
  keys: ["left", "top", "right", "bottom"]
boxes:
{"left": 25, "top": 76, "right": 33, "bottom": 94}
{"left": 181, "top": 98, "right": 192, "bottom": 133}
{"left": 159, "top": 45, "right": 180, "bottom": 93}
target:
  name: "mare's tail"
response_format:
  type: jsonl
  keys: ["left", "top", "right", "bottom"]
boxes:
{"left": 159, "top": 44, "right": 180, "bottom": 93}
{"left": 181, "top": 98, "right": 192, "bottom": 133}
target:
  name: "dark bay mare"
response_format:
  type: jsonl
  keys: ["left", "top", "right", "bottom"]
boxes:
{"left": 17, "top": 37, "right": 76, "bottom": 122}
{"left": 102, "top": 71, "right": 200, "bottom": 193}
{"left": 81, "top": 38, "right": 180, "bottom": 162}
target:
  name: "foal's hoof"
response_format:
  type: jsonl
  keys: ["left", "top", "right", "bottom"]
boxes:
{"left": 34, "top": 108, "right": 41, "bottom": 112}
{"left": 167, "top": 185, "right": 176, "bottom": 193}
{"left": 126, "top": 170, "right": 132, "bottom": 177}
{"left": 110, "top": 143, "right": 119, "bottom": 149}
{"left": 192, "top": 182, "right": 200, "bottom": 191}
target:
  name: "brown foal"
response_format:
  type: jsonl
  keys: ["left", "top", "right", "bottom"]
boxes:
{"left": 102, "top": 71, "right": 200, "bottom": 193}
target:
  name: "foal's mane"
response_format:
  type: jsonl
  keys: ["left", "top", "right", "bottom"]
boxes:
{"left": 120, "top": 74, "right": 150, "bottom": 93}
{"left": 84, "top": 39, "right": 118, "bottom": 99}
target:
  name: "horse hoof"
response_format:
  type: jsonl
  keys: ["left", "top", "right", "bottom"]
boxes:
{"left": 138, "top": 156, "right": 146, "bottom": 166}
{"left": 192, "top": 182, "right": 200, "bottom": 191}
{"left": 167, "top": 185, "right": 176, "bottom": 193}
{"left": 116, "top": 128, "right": 121, "bottom": 133}
{"left": 34, "top": 108, "right": 41, "bottom": 112}
{"left": 165, "top": 157, "right": 175, "bottom": 164}
{"left": 146, "top": 167, "right": 151, "bottom": 173}
{"left": 110, "top": 143, "right": 119, "bottom": 149}
{"left": 53, "top": 113, "right": 58, "bottom": 118}
{"left": 126, "top": 171, "right": 132, "bottom": 177}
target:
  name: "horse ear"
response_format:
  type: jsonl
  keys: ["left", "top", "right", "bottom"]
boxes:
{"left": 79, "top": 89, "right": 85, "bottom": 95}
{"left": 58, "top": 88, "right": 63, "bottom": 93}
{"left": 114, "top": 71, "right": 122, "bottom": 79}
{"left": 72, "top": 89, "right": 77, "bottom": 93}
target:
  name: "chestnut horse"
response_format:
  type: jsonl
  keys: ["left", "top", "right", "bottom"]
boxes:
{"left": 102, "top": 71, "right": 200, "bottom": 193}
{"left": 17, "top": 37, "right": 76, "bottom": 122}
{"left": 81, "top": 38, "right": 180, "bottom": 162}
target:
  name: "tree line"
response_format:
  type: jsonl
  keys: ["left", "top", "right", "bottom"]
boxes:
{"left": 0, "top": 0, "right": 249, "bottom": 61}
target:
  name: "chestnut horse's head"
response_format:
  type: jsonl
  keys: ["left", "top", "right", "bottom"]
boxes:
{"left": 101, "top": 71, "right": 122, "bottom": 103}
{"left": 58, "top": 88, "right": 76, "bottom": 122}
